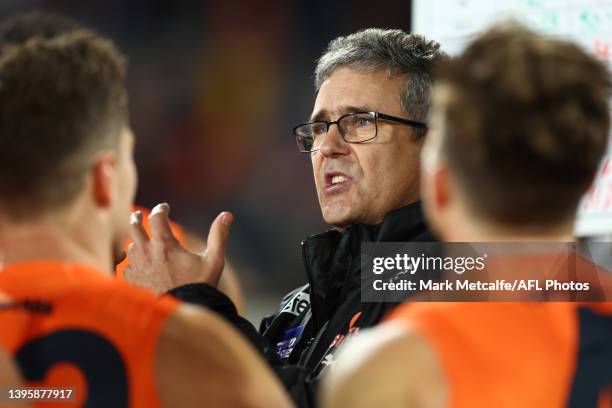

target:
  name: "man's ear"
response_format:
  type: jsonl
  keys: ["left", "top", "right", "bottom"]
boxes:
{"left": 91, "top": 152, "right": 117, "bottom": 208}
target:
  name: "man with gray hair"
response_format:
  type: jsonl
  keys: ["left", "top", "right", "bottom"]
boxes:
{"left": 126, "top": 28, "right": 445, "bottom": 407}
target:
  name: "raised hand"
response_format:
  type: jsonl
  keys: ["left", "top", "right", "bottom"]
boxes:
{"left": 124, "top": 203, "right": 233, "bottom": 295}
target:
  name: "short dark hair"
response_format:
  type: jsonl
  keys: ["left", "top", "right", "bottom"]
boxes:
{"left": 315, "top": 28, "right": 447, "bottom": 138}
{"left": 437, "top": 24, "right": 610, "bottom": 227}
{"left": 0, "top": 30, "right": 128, "bottom": 218}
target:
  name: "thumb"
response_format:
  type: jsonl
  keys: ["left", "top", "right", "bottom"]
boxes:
{"left": 205, "top": 211, "right": 233, "bottom": 281}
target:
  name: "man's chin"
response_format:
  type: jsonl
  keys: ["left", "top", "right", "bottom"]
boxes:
{"left": 322, "top": 208, "right": 355, "bottom": 230}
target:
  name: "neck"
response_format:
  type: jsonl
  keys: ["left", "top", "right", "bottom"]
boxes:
{"left": 0, "top": 207, "right": 114, "bottom": 274}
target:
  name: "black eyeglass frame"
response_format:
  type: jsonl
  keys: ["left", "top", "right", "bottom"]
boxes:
{"left": 292, "top": 111, "right": 428, "bottom": 153}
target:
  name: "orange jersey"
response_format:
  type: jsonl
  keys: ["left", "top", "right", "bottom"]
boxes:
{"left": 388, "top": 301, "right": 612, "bottom": 408}
{"left": 0, "top": 261, "right": 179, "bottom": 408}
{"left": 115, "top": 205, "right": 187, "bottom": 279}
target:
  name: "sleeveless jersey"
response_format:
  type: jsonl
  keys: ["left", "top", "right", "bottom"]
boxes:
{"left": 388, "top": 301, "right": 612, "bottom": 408}
{"left": 0, "top": 261, "right": 179, "bottom": 408}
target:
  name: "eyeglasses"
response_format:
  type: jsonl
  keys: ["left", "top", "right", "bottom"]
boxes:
{"left": 293, "top": 111, "right": 427, "bottom": 153}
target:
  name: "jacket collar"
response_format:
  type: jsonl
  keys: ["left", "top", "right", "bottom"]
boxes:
{"left": 302, "top": 201, "right": 433, "bottom": 327}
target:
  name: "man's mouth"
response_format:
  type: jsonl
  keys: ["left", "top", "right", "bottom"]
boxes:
{"left": 324, "top": 172, "right": 353, "bottom": 194}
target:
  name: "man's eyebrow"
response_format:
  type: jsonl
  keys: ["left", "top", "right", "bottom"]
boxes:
{"left": 310, "top": 109, "right": 329, "bottom": 122}
{"left": 309, "top": 105, "right": 373, "bottom": 122}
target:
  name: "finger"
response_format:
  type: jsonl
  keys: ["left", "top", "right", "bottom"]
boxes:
{"left": 129, "top": 211, "right": 149, "bottom": 246}
{"left": 149, "top": 203, "right": 177, "bottom": 243}
{"left": 206, "top": 211, "right": 233, "bottom": 272}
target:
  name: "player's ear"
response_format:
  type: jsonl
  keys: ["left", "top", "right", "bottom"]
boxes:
{"left": 91, "top": 152, "right": 117, "bottom": 208}
{"left": 421, "top": 134, "right": 452, "bottom": 216}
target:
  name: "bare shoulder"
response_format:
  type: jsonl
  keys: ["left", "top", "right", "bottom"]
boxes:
{"left": 0, "top": 348, "right": 32, "bottom": 408}
{"left": 321, "top": 321, "right": 447, "bottom": 408}
{"left": 0, "top": 347, "right": 21, "bottom": 387}
{"left": 156, "top": 303, "right": 293, "bottom": 408}
{"left": 0, "top": 292, "right": 32, "bottom": 407}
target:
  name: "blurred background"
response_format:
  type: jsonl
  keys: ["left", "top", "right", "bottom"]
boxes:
{"left": 0, "top": 0, "right": 414, "bottom": 322}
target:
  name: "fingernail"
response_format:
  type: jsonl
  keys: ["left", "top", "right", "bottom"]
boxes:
{"left": 130, "top": 211, "right": 142, "bottom": 223}
{"left": 220, "top": 212, "right": 231, "bottom": 226}
{"left": 152, "top": 203, "right": 169, "bottom": 214}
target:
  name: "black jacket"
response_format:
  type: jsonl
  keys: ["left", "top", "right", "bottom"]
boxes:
{"left": 169, "top": 201, "right": 436, "bottom": 408}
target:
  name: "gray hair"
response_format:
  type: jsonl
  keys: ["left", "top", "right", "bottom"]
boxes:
{"left": 315, "top": 28, "right": 445, "bottom": 137}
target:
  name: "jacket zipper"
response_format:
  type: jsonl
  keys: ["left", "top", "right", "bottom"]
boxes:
{"left": 301, "top": 239, "right": 318, "bottom": 330}
{"left": 300, "top": 239, "right": 319, "bottom": 364}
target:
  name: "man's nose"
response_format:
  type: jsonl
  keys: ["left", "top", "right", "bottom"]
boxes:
{"left": 319, "top": 124, "right": 350, "bottom": 158}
